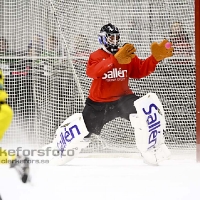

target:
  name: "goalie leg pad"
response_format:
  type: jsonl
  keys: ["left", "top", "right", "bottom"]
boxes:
{"left": 43, "top": 113, "right": 89, "bottom": 165}
{"left": 44, "top": 140, "right": 90, "bottom": 166}
{"left": 130, "top": 93, "right": 170, "bottom": 165}
{"left": 142, "top": 144, "right": 171, "bottom": 165}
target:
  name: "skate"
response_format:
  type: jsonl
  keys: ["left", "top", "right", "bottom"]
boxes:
{"left": 10, "top": 155, "right": 30, "bottom": 183}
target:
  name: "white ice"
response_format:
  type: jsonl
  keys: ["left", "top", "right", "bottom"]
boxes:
{"left": 0, "top": 154, "right": 200, "bottom": 200}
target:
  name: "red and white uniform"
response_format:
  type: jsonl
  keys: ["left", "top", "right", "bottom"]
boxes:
{"left": 86, "top": 48, "right": 158, "bottom": 102}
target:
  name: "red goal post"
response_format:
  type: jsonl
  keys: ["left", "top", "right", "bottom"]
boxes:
{"left": 195, "top": 0, "right": 200, "bottom": 162}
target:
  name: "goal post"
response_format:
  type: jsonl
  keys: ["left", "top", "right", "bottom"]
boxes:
{"left": 0, "top": 0, "right": 197, "bottom": 159}
{"left": 195, "top": 0, "right": 200, "bottom": 162}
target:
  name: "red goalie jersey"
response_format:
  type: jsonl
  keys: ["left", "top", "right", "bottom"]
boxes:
{"left": 86, "top": 48, "right": 159, "bottom": 102}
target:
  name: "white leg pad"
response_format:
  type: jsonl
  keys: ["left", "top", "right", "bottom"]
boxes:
{"left": 44, "top": 140, "right": 90, "bottom": 166}
{"left": 42, "top": 113, "right": 89, "bottom": 165}
{"left": 142, "top": 144, "right": 171, "bottom": 165}
{"left": 130, "top": 93, "right": 170, "bottom": 165}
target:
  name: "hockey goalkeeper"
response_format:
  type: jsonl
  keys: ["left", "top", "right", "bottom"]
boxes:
{"left": 44, "top": 23, "right": 174, "bottom": 166}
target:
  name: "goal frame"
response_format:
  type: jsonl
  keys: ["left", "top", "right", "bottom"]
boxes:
{"left": 0, "top": 0, "right": 198, "bottom": 161}
{"left": 195, "top": 0, "right": 200, "bottom": 162}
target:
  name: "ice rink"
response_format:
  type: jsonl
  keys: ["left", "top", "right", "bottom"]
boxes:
{"left": 0, "top": 152, "right": 200, "bottom": 200}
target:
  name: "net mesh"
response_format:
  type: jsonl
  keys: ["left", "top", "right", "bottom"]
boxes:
{"left": 0, "top": 0, "right": 195, "bottom": 153}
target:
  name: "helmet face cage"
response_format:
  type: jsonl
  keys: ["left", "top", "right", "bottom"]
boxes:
{"left": 106, "top": 33, "right": 120, "bottom": 46}
{"left": 98, "top": 32, "right": 120, "bottom": 46}
{"left": 98, "top": 23, "right": 120, "bottom": 54}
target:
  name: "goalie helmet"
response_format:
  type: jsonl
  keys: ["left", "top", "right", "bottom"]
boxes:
{"left": 98, "top": 23, "right": 120, "bottom": 54}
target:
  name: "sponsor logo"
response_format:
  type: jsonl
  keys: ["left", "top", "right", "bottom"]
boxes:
{"left": 57, "top": 125, "right": 81, "bottom": 157}
{"left": 102, "top": 68, "right": 127, "bottom": 81}
{"left": 142, "top": 103, "right": 161, "bottom": 149}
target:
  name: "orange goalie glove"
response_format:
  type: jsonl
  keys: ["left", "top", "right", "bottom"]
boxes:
{"left": 114, "top": 43, "right": 136, "bottom": 64}
{"left": 151, "top": 39, "right": 174, "bottom": 61}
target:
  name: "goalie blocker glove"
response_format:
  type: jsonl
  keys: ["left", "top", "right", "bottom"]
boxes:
{"left": 114, "top": 43, "right": 136, "bottom": 64}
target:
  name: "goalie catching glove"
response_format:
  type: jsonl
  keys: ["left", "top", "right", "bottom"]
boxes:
{"left": 114, "top": 43, "right": 136, "bottom": 64}
{"left": 151, "top": 39, "right": 174, "bottom": 61}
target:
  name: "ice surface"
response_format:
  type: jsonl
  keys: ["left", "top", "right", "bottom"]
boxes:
{"left": 0, "top": 155, "right": 200, "bottom": 200}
